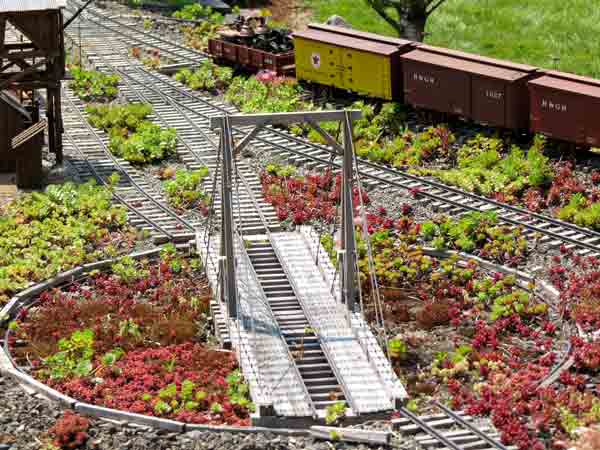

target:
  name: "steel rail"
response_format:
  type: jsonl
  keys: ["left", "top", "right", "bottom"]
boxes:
{"left": 62, "top": 92, "right": 196, "bottom": 236}
{"left": 118, "top": 67, "right": 220, "bottom": 152}
{"left": 63, "top": 129, "right": 176, "bottom": 239}
{"left": 113, "top": 69, "right": 216, "bottom": 168}
{"left": 121, "top": 50, "right": 600, "bottom": 255}
{"left": 65, "top": 1, "right": 600, "bottom": 257}
{"left": 397, "top": 407, "right": 463, "bottom": 450}
{"left": 147, "top": 77, "right": 600, "bottom": 253}
{"left": 266, "top": 125, "right": 600, "bottom": 241}
{"left": 65, "top": 0, "right": 205, "bottom": 65}
{"left": 433, "top": 401, "right": 510, "bottom": 450}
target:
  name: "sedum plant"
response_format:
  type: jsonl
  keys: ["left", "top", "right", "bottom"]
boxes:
{"left": 163, "top": 168, "right": 210, "bottom": 211}
{"left": 70, "top": 67, "right": 120, "bottom": 102}
{"left": 325, "top": 401, "right": 347, "bottom": 425}
{"left": 42, "top": 329, "right": 95, "bottom": 380}
{"left": 85, "top": 103, "right": 177, "bottom": 164}
{"left": 175, "top": 61, "right": 233, "bottom": 92}
{"left": 0, "top": 181, "right": 129, "bottom": 305}
{"left": 225, "top": 75, "right": 304, "bottom": 113}
{"left": 109, "top": 122, "right": 177, "bottom": 164}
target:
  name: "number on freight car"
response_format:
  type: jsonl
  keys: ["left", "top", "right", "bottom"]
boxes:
{"left": 412, "top": 73, "right": 435, "bottom": 84}
{"left": 486, "top": 90, "right": 504, "bottom": 100}
{"left": 541, "top": 99, "right": 567, "bottom": 112}
{"left": 311, "top": 53, "right": 321, "bottom": 69}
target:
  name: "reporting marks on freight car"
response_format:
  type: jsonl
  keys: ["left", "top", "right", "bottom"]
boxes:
{"left": 529, "top": 71, "right": 600, "bottom": 146}
{"left": 401, "top": 47, "right": 535, "bottom": 130}
{"left": 293, "top": 28, "right": 411, "bottom": 101}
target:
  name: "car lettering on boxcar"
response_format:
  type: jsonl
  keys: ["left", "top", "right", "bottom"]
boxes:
{"left": 485, "top": 90, "right": 504, "bottom": 100}
{"left": 541, "top": 99, "right": 567, "bottom": 112}
{"left": 412, "top": 73, "right": 435, "bottom": 84}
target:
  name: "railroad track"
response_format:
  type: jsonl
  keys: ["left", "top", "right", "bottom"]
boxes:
{"left": 66, "top": 0, "right": 204, "bottom": 66}
{"left": 64, "top": 18, "right": 281, "bottom": 236}
{"left": 63, "top": 4, "right": 353, "bottom": 412}
{"left": 394, "top": 403, "right": 513, "bottom": 450}
{"left": 110, "top": 63, "right": 600, "bottom": 258}
{"left": 64, "top": 2, "right": 376, "bottom": 414}
{"left": 65, "top": 0, "right": 600, "bottom": 258}
{"left": 62, "top": 90, "right": 198, "bottom": 242}
{"left": 62, "top": 0, "right": 591, "bottom": 425}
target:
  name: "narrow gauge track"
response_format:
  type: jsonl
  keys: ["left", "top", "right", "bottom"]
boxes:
{"left": 114, "top": 64, "right": 600, "bottom": 259}
{"left": 63, "top": 12, "right": 281, "bottom": 235}
{"left": 64, "top": 0, "right": 600, "bottom": 258}
{"left": 65, "top": 0, "right": 205, "bottom": 66}
{"left": 61, "top": 0, "right": 586, "bottom": 430}
{"left": 62, "top": 5, "right": 372, "bottom": 415}
{"left": 62, "top": 90, "right": 198, "bottom": 242}
{"left": 394, "top": 403, "right": 513, "bottom": 450}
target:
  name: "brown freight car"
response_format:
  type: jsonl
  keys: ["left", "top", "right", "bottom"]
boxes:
{"left": 528, "top": 71, "right": 600, "bottom": 146}
{"left": 208, "top": 38, "right": 295, "bottom": 75}
{"left": 401, "top": 46, "right": 538, "bottom": 130}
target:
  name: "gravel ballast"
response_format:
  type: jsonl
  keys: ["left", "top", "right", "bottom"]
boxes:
{"left": 0, "top": 373, "right": 395, "bottom": 450}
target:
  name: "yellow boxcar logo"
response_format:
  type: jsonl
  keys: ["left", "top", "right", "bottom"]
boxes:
{"left": 311, "top": 53, "right": 321, "bottom": 69}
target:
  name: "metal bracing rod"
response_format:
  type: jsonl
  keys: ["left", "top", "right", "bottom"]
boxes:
{"left": 63, "top": 0, "right": 95, "bottom": 30}
{"left": 305, "top": 117, "right": 344, "bottom": 152}
{"left": 220, "top": 116, "right": 238, "bottom": 319}
{"left": 209, "top": 110, "right": 362, "bottom": 129}
{"left": 341, "top": 111, "right": 356, "bottom": 313}
{"left": 233, "top": 123, "right": 266, "bottom": 157}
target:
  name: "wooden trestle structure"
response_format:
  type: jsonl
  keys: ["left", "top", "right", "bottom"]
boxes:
{"left": 0, "top": 0, "right": 66, "bottom": 187}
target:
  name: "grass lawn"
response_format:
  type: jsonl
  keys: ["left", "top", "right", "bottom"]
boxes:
{"left": 303, "top": 0, "right": 600, "bottom": 78}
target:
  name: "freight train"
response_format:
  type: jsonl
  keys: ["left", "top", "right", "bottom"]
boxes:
{"left": 209, "top": 22, "right": 600, "bottom": 147}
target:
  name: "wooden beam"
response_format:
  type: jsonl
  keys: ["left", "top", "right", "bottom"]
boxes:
{"left": 209, "top": 110, "right": 362, "bottom": 129}
{"left": 10, "top": 119, "right": 47, "bottom": 150}
{"left": 0, "top": 18, "right": 6, "bottom": 53}
{"left": 1, "top": 50, "right": 56, "bottom": 60}
{"left": 6, "top": 14, "right": 47, "bottom": 51}
{"left": 2, "top": 43, "right": 36, "bottom": 51}
{"left": 7, "top": 80, "right": 58, "bottom": 89}
{"left": 0, "top": 59, "right": 46, "bottom": 89}
{"left": 0, "top": 60, "right": 17, "bottom": 72}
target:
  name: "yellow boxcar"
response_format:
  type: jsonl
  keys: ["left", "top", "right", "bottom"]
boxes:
{"left": 293, "top": 28, "right": 407, "bottom": 101}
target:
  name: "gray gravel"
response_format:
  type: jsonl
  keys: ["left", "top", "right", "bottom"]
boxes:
{"left": 0, "top": 374, "right": 395, "bottom": 450}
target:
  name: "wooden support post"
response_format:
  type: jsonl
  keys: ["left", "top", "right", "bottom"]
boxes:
{"left": 54, "top": 85, "right": 63, "bottom": 163}
{"left": 46, "top": 88, "right": 56, "bottom": 158}
{"left": 0, "top": 18, "right": 6, "bottom": 67}
{"left": 16, "top": 136, "right": 43, "bottom": 188}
